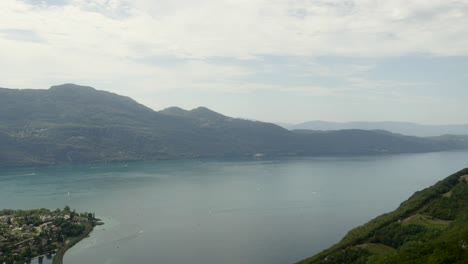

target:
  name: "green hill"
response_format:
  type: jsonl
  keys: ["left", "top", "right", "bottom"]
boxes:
{"left": 298, "top": 168, "right": 468, "bottom": 264}
{"left": 0, "top": 84, "right": 466, "bottom": 168}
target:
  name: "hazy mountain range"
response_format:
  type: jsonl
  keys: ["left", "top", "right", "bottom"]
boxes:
{"left": 0, "top": 84, "right": 467, "bottom": 168}
{"left": 285, "top": 121, "right": 468, "bottom": 137}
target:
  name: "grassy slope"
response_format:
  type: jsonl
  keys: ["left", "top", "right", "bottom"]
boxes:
{"left": 298, "top": 168, "right": 468, "bottom": 264}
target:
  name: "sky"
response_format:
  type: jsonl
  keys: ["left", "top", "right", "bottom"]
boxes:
{"left": 1, "top": 0, "right": 468, "bottom": 125}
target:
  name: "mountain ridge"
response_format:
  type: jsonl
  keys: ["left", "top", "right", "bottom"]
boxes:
{"left": 288, "top": 120, "right": 468, "bottom": 137}
{"left": 0, "top": 84, "right": 467, "bottom": 168}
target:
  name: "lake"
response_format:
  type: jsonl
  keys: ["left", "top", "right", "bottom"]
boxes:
{"left": 1, "top": 151, "right": 467, "bottom": 264}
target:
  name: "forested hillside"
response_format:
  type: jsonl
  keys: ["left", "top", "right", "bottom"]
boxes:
{"left": 0, "top": 84, "right": 466, "bottom": 168}
{"left": 299, "top": 168, "right": 468, "bottom": 264}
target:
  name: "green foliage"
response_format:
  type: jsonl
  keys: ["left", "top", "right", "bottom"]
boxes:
{"left": 401, "top": 213, "right": 451, "bottom": 229}
{"left": 299, "top": 169, "right": 468, "bottom": 264}
{"left": 313, "top": 247, "right": 370, "bottom": 264}
{"left": 421, "top": 180, "right": 468, "bottom": 220}
{"left": 53, "top": 218, "right": 85, "bottom": 237}
{"left": 371, "top": 223, "right": 442, "bottom": 249}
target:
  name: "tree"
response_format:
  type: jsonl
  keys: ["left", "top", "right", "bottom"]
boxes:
{"left": 57, "top": 232, "right": 64, "bottom": 244}
{"left": 24, "top": 246, "right": 32, "bottom": 258}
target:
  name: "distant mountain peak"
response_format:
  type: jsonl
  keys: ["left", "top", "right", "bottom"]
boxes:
{"left": 49, "top": 83, "right": 96, "bottom": 92}
{"left": 189, "top": 107, "right": 226, "bottom": 119}
{"left": 159, "top": 106, "right": 189, "bottom": 117}
{"left": 191, "top": 106, "right": 212, "bottom": 111}
{"left": 164, "top": 106, "right": 185, "bottom": 111}
{"left": 159, "top": 106, "right": 227, "bottom": 121}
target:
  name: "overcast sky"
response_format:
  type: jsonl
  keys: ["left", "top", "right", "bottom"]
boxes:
{"left": 1, "top": 0, "right": 468, "bottom": 124}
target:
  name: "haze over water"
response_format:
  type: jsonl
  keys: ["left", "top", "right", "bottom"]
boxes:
{"left": 1, "top": 151, "right": 467, "bottom": 264}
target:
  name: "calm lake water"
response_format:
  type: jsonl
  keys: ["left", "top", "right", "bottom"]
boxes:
{"left": 1, "top": 151, "right": 467, "bottom": 264}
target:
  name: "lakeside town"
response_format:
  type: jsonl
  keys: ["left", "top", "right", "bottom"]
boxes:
{"left": 0, "top": 207, "right": 100, "bottom": 264}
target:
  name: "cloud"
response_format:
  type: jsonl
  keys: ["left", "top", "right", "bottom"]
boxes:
{"left": 3, "top": 0, "right": 468, "bottom": 60}
{"left": 0, "top": 0, "right": 467, "bottom": 124}
{"left": 20, "top": 0, "right": 70, "bottom": 6}
{"left": 0, "top": 29, "right": 44, "bottom": 43}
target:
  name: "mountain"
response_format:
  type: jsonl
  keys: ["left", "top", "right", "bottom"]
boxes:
{"left": 298, "top": 168, "right": 468, "bottom": 264}
{"left": 0, "top": 84, "right": 467, "bottom": 168}
{"left": 288, "top": 121, "right": 468, "bottom": 137}
{"left": 159, "top": 106, "right": 229, "bottom": 121}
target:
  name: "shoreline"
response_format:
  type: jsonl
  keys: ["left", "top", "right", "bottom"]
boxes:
{"left": 52, "top": 222, "right": 95, "bottom": 264}
{"left": 2, "top": 149, "right": 468, "bottom": 170}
